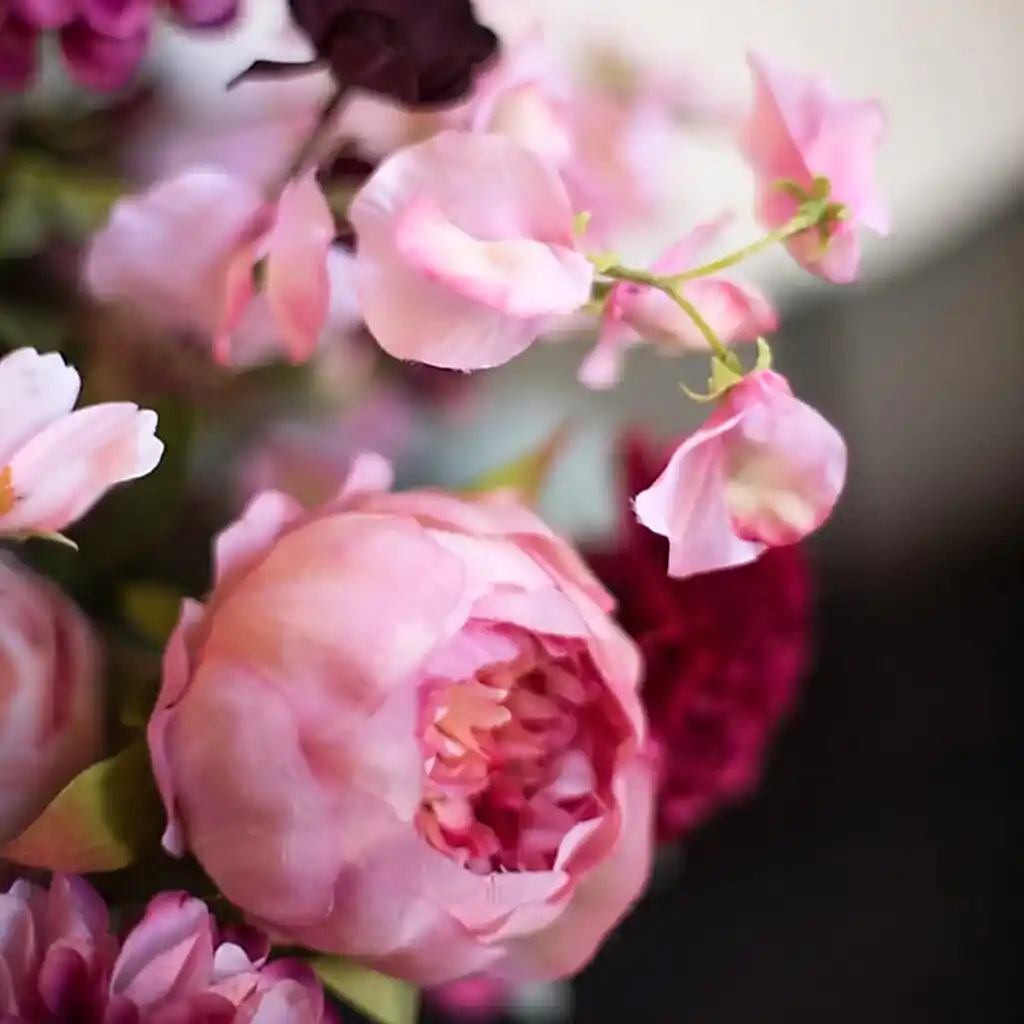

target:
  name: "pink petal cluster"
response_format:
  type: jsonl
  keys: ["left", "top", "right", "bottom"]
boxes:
{"left": 350, "top": 131, "right": 595, "bottom": 370}
{"left": 634, "top": 371, "right": 846, "bottom": 579}
{"left": 0, "top": 0, "right": 239, "bottom": 92}
{"left": 148, "top": 456, "right": 653, "bottom": 985}
{"left": 741, "top": 53, "right": 888, "bottom": 283}
{"left": 0, "top": 348, "right": 163, "bottom": 539}
{"left": 580, "top": 217, "right": 778, "bottom": 388}
{"left": 0, "top": 556, "right": 101, "bottom": 847}
{"left": 0, "top": 875, "right": 332, "bottom": 1022}
{"left": 85, "top": 170, "right": 337, "bottom": 368}
{"left": 586, "top": 434, "right": 811, "bottom": 840}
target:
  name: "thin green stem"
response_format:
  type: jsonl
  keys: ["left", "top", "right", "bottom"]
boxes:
{"left": 668, "top": 213, "right": 815, "bottom": 284}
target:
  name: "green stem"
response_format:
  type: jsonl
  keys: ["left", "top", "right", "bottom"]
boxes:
{"left": 668, "top": 213, "right": 815, "bottom": 284}
{"left": 601, "top": 265, "right": 742, "bottom": 372}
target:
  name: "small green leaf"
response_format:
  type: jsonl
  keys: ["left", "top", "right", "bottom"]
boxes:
{"left": 463, "top": 423, "right": 571, "bottom": 506}
{"left": 0, "top": 741, "right": 163, "bottom": 873}
{"left": 754, "top": 336, "right": 773, "bottom": 371}
{"left": 573, "top": 210, "right": 592, "bottom": 235}
{"left": 122, "top": 582, "right": 183, "bottom": 647}
{"left": 310, "top": 958, "right": 419, "bottom": 1024}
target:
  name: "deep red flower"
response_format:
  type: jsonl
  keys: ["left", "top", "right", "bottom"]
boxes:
{"left": 586, "top": 432, "right": 812, "bottom": 841}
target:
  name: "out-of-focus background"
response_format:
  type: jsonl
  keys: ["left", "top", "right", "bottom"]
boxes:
{"left": 10, "top": 0, "right": 1021, "bottom": 1019}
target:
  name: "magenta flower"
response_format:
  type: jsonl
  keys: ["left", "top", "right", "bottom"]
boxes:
{"left": 350, "top": 131, "right": 594, "bottom": 370}
{"left": 580, "top": 217, "right": 778, "bottom": 389}
{"left": 85, "top": 170, "right": 336, "bottom": 367}
{"left": 0, "top": 1, "right": 240, "bottom": 93}
{"left": 0, "top": 348, "right": 163, "bottom": 539}
{"left": 586, "top": 434, "right": 811, "bottom": 841}
{"left": 0, "top": 556, "right": 101, "bottom": 847}
{"left": 634, "top": 370, "right": 846, "bottom": 579}
{"left": 0, "top": 875, "right": 332, "bottom": 1021}
{"left": 148, "top": 455, "right": 653, "bottom": 985}
{"left": 740, "top": 53, "right": 888, "bottom": 283}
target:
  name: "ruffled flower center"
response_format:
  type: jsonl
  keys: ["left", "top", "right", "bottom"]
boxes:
{"left": 416, "top": 633, "right": 612, "bottom": 874}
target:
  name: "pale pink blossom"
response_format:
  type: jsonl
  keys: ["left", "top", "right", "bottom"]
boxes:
{"left": 634, "top": 371, "right": 847, "bottom": 578}
{"left": 0, "top": 557, "right": 101, "bottom": 846}
{"left": 0, "top": 876, "right": 331, "bottom": 1021}
{"left": 350, "top": 131, "right": 594, "bottom": 370}
{"left": 148, "top": 455, "right": 653, "bottom": 985}
{"left": 85, "top": 168, "right": 336, "bottom": 367}
{"left": 740, "top": 53, "right": 888, "bottom": 283}
{"left": 0, "top": 348, "right": 163, "bottom": 538}
{"left": 580, "top": 217, "right": 778, "bottom": 389}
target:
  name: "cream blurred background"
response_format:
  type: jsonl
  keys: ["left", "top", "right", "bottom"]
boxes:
{"left": 147, "top": 0, "right": 1024, "bottom": 562}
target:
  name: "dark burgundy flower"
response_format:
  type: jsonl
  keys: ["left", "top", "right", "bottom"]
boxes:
{"left": 236, "top": 0, "right": 498, "bottom": 107}
{"left": 586, "top": 432, "right": 812, "bottom": 841}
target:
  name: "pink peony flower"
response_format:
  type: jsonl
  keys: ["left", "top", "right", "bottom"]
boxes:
{"left": 85, "top": 169, "right": 336, "bottom": 368}
{"left": 740, "top": 53, "right": 888, "bottom": 283}
{"left": 350, "top": 131, "right": 595, "bottom": 370}
{"left": 580, "top": 217, "right": 778, "bottom": 389}
{"left": 0, "top": 875, "right": 332, "bottom": 1021}
{"left": 148, "top": 455, "right": 653, "bottom": 985}
{"left": 0, "top": 557, "right": 101, "bottom": 846}
{"left": 0, "top": 0, "right": 240, "bottom": 92}
{"left": 634, "top": 370, "right": 846, "bottom": 579}
{"left": 586, "top": 433, "right": 811, "bottom": 840}
{"left": 0, "top": 347, "right": 163, "bottom": 539}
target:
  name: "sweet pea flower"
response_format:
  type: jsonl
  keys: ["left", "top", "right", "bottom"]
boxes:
{"left": 350, "top": 131, "right": 595, "bottom": 370}
{"left": 740, "top": 53, "right": 888, "bottom": 283}
{"left": 0, "top": 876, "right": 332, "bottom": 1021}
{"left": 0, "top": 557, "right": 101, "bottom": 847}
{"left": 634, "top": 371, "right": 846, "bottom": 579}
{"left": 580, "top": 218, "right": 778, "bottom": 389}
{"left": 0, "top": 0, "right": 240, "bottom": 92}
{"left": 148, "top": 455, "right": 653, "bottom": 985}
{"left": 85, "top": 168, "right": 336, "bottom": 367}
{"left": 0, "top": 348, "right": 163, "bottom": 539}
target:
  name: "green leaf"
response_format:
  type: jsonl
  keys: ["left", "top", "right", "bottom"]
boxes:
{"left": 0, "top": 741, "right": 163, "bottom": 873}
{"left": 310, "top": 958, "right": 419, "bottom": 1024}
{"left": 122, "top": 582, "right": 184, "bottom": 647}
{"left": 463, "top": 423, "right": 571, "bottom": 507}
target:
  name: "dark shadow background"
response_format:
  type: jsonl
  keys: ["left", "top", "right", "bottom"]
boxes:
{"left": 420, "top": 197, "right": 1023, "bottom": 1024}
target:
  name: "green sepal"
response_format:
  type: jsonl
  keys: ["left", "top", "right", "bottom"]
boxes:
{"left": 310, "top": 958, "right": 419, "bottom": 1024}
{"left": 462, "top": 423, "right": 571, "bottom": 507}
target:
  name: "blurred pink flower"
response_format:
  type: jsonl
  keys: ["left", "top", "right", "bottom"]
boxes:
{"left": 0, "top": 348, "right": 163, "bottom": 538}
{"left": 0, "top": 875, "right": 331, "bottom": 1021}
{"left": 740, "top": 53, "right": 888, "bottom": 283}
{"left": 85, "top": 169, "right": 337, "bottom": 367}
{"left": 0, "top": 0, "right": 239, "bottom": 92}
{"left": 580, "top": 217, "right": 778, "bottom": 388}
{"left": 634, "top": 371, "right": 846, "bottom": 578}
{"left": 149, "top": 455, "right": 653, "bottom": 985}
{"left": 350, "top": 131, "right": 594, "bottom": 370}
{"left": 0, "top": 557, "right": 101, "bottom": 847}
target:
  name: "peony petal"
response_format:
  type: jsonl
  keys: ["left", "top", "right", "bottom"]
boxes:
{"left": 2, "top": 404, "right": 163, "bottom": 535}
{"left": 0, "top": 348, "right": 80, "bottom": 466}
{"left": 264, "top": 173, "right": 335, "bottom": 364}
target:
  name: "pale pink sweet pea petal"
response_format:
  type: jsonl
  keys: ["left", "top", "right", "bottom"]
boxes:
{"left": 580, "top": 220, "right": 778, "bottom": 389}
{"left": 741, "top": 53, "right": 888, "bottom": 283}
{"left": 351, "top": 131, "right": 594, "bottom": 370}
{"left": 635, "top": 371, "right": 847, "bottom": 578}
{"left": 0, "top": 348, "right": 80, "bottom": 465}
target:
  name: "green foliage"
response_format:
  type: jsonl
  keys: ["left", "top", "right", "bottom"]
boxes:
{"left": 310, "top": 958, "right": 420, "bottom": 1024}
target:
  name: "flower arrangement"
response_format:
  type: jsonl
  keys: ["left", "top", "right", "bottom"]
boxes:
{"left": 0, "top": 2, "right": 887, "bottom": 1020}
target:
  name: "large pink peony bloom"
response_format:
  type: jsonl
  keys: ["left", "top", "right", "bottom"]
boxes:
{"left": 0, "top": 557, "right": 101, "bottom": 846}
{"left": 0, "top": 875, "right": 331, "bottom": 1021}
{"left": 350, "top": 131, "right": 594, "bottom": 371}
{"left": 580, "top": 217, "right": 778, "bottom": 389}
{"left": 148, "top": 455, "right": 653, "bottom": 985}
{"left": 634, "top": 371, "right": 846, "bottom": 579}
{"left": 0, "top": 347, "right": 163, "bottom": 539}
{"left": 85, "top": 169, "right": 336, "bottom": 368}
{"left": 740, "top": 53, "right": 888, "bottom": 283}
{"left": 0, "top": 0, "right": 240, "bottom": 92}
